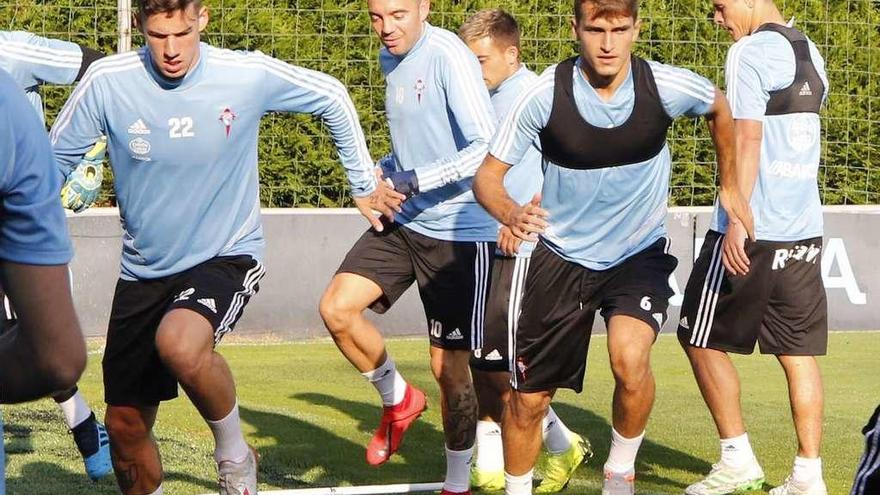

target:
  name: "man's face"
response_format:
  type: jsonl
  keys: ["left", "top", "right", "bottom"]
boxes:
{"left": 712, "top": 0, "right": 753, "bottom": 41}
{"left": 367, "top": 0, "right": 430, "bottom": 56}
{"left": 466, "top": 36, "right": 519, "bottom": 91}
{"left": 140, "top": 5, "right": 208, "bottom": 79}
{"left": 571, "top": 5, "right": 640, "bottom": 80}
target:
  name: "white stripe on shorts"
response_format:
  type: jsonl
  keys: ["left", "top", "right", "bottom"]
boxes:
{"left": 214, "top": 261, "right": 265, "bottom": 344}
{"left": 470, "top": 242, "right": 490, "bottom": 350}
{"left": 690, "top": 236, "right": 725, "bottom": 347}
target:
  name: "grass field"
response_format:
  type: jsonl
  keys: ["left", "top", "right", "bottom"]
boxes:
{"left": 3, "top": 332, "right": 877, "bottom": 494}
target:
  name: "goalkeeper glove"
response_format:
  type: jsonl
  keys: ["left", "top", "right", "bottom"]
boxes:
{"left": 61, "top": 137, "right": 107, "bottom": 213}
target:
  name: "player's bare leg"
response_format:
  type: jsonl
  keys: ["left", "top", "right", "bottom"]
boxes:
{"left": 105, "top": 405, "right": 162, "bottom": 494}
{"left": 603, "top": 315, "right": 656, "bottom": 492}
{"left": 684, "top": 346, "right": 747, "bottom": 438}
{"left": 320, "top": 273, "right": 426, "bottom": 466}
{"left": 502, "top": 389, "right": 552, "bottom": 491}
{"left": 155, "top": 309, "right": 256, "bottom": 494}
{"left": 431, "top": 347, "right": 478, "bottom": 493}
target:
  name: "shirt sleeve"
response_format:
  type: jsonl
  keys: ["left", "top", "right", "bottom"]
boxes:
{"left": 411, "top": 41, "right": 497, "bottom": 193}
{"left": 723, "top": 43, "right": 768, "bottom": 121}
{"left": 488, "top": 70, "right": 554, "bottom": 167}
{"left": 48, "top": 65, "right": 106, "bottom": 177}
{"left": 256, "top": 53, "right": 377, "bottom": 197}
{"left": 649, "top": 61, "right": 717, "bottom": 119}
{"left": 0, "top": 31, "right": 83, "bottom": 88}
{"left": 0, "top": 79, "right": 73, "bottom": 265}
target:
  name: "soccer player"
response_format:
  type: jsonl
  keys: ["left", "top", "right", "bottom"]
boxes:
{"left": 852, "top": 404, "right": 880, "bottom": 495}
{"left": 318, "top": 1, "right": 497, "bottom": 493}
{"left": 677, "top": 1, "right": 829, "bottom": 494}
{"left": 0, "top": 66, "right": 88, "bottom": 490}
{"left": 473, "top": 0, "right": 753, "bottom": 493}
{"left": 0, "top": 30, "right": 112, "bottom": 482}
{"left": 49, "top": 1, "right": 400, "bottom": 493}
{"left": 458, "top": 9, "right": 590, "bottom": 494}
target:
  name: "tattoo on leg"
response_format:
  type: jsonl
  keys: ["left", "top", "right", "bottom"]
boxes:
{"left": 117, "top": 464, "right": 138, "bottom": 492}
{"left": 444, "top": 383, "right": 478, "bottom": 450}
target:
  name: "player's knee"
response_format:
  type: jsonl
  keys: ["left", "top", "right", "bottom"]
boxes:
{"left": 432, "top": 351, "right": 470, "bottom": 386}
{"left": 318, "top": 290, "right": 358, "bottom": 336}
{"left": 106, "top": 408, "right": 150, "bottom": 447}
{"left": 155, "top": 326, "right": 211, "bottom": 382}
{"left": 610, "top": 349, "right": 652, "bottom": 388}
{"left": 508, "top": 391, "right": 550, "bottom": 425}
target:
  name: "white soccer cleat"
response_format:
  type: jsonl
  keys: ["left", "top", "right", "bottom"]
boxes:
{"left": 602, "top": 468, "right": 635, "bottom": 495}
{"left": 685, "top": 459, "right": 765, "bottom": 495}
{"left": 769, "top": 475, "right": 827, "bottom": 495}
{"left": 218, "top": 446, "right": 259, "bottom": 495}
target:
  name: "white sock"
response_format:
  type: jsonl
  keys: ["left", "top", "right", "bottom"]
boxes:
{"left": 475, "top": 420, "right": 504, "bottom": 471}
{"left": 505, "top": 469, "right": 534, "bottom": 495}
{"left": 542, "top": 406, "right": 573, "bottom": 454}
{"left": 720, "top": 433, "right": 755, "bottom": 468}
{"left": 605, "top": 428, "right": 645, "bottom": 473}
{"left": 792, "top": 456, "right": 822, "bottom": 484}
{"left": 57, "top": 390, "right": 92, "bottom": 429}
{"left": 444, "top": 445, "right": 474, "bottom": 493}
{"left": 147, "top": 485, "right": 163, "bottom": 495}
{"left": 207, "top": 400, "right": 249, "bottom": 464}
{"left": 361, "top": 357, "right": 407, "bottom": 406}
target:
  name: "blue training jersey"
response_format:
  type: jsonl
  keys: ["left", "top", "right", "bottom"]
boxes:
{"left": 50, "top": 43, "right": 377, "bottom": 280}
{"left": 489, "top": 65, "right": 543, "bottom": 258}
{"left": 0, "top": 31, "right": 82, "bottom": 123}
{"left": 490, "top": 57, "right": 716, "bottom": 270}
{"left": 0, "top": 69, "right": 73, "bottom": 266}
{"left": 710, "top": 27, "right": 828, "bottom": 241}
{"left": 380, "top": 23, "right": 497, "bottom": 242}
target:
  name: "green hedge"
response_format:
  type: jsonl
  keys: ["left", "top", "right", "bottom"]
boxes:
{"left": 2, "top": 0, "right": 878, "bottom": 206}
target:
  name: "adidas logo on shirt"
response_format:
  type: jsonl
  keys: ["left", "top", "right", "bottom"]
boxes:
{"left": 197, "top": 298, "right": 217, "bottom": 314}
{"left": 485, "top": 349, "right": 503, "bottom": 361}
{"left": 446, "top": 328, "right": 464, "bottom": 340}
{"left": 799, "top": 82, "right": 813, "bottom": 96}
{"left": 128, "top": 119, "right": 151, "bottom": 135}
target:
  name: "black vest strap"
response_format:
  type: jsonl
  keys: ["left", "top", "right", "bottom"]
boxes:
{"left": 753, "top": 24, "right": 824, "bottom": 115}
{"left": 538, "top": 55, "right": 673, "bottom": 170}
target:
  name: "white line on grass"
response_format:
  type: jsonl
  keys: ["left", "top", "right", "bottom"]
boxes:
{"left": 199, "top": 482, "right": 443, "bottom": 494}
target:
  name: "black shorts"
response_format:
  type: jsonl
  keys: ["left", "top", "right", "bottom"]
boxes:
{"left": 852, "top": 404, "right": 880, "bottom": 495}
{"left": 470, "top": 255, "right": 530, "bottom": 373}
{"left": 512, "top": 239, "right": 677, "bottom": 393}
{"left": 677, "top": 230, "right": 827, "bottom": 356}
{"left": 103, "top": 255, "right": 265, "bottom": 406}
{"left": 337, "top": 222, "right": 493, "bottom": 351}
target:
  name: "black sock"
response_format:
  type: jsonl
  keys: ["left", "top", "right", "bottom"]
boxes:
{"left": 71, "top": 412, "right": 99, "bottom": 457}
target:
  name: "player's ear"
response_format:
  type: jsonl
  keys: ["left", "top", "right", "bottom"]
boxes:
{"left": 197, "top": 5, "right": 209, "bottom": 32}
{"left": 505, "top": 45, "right": 520, "bottom": 67}
{"left": 632, "top": 18, "right": 641, "bottom": 42}
{"left": 570, "top": 16, "right": 578, "bottom": 40}
{"left": 418, "top": 0, "right": 430, "bottom": 22}
{"left": 132, "top": 12, "right": 142, "bottom": 33}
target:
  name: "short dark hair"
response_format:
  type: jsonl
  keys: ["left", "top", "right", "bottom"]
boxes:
{"left": 459, "top": 8, "right": 521, "bottom": 50}
{"left": 574, "top": 0, "right": 639, "bottom": 22}
{"left": 137, "top": 0, "right": 202, "bottom": 20}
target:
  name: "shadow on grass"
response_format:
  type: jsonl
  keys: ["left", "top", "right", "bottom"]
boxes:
{"left": 551, "top": 402, "right": 716, "bottom": 491}
{"left": 241, "top": 398, "right": 446, "bottom": 491}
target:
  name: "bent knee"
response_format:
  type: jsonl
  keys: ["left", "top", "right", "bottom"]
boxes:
{"left": 106, "top": 408, "right": 151, "bottom": 445}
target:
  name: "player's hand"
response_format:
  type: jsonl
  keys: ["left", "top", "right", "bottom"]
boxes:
{"left": 497, "top": 225, "right": 522, "bottom": 257}
{"left": 718, "top": 187, "right": 755, "bottom": 241}
{"left": 354, "top": 173, "right": 405, "bottom": 232}
{"left": 722, "top": 220, "right": 751, "bottom": 276}
{"left": 60, "top": 137, "right": 106, "bottom": 213}
{"left": 506, "top": 193, "right": 549, "bottom": 242}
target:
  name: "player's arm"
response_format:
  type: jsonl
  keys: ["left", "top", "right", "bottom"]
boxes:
{"left": 258, "top": 54, "right": 404, "bottom": 231}
{"left": 48, "top": 68, "right": 107, "bottom": 212}
{"left": 3, "top": 31, "right": 102, "bottom": 86}
{"left": 395, "top": 45, "right": 497, "bottom": 195}
{"left": 0, "top": 93, "right": 85, "bottom": 403}
{"left": 474, "top": 75, "right": 553, "bottom": 241}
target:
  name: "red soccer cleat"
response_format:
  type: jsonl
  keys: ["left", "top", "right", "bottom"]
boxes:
{"left": 365, "top": 384, "right": 427, "bottom": 466}
{"left": 440, "top": 490, "right": 471, "bottom": 495}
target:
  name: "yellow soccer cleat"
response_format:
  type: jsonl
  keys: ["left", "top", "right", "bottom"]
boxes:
{"left": 535, "top": 432, "right": 592, "bottom": 493}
